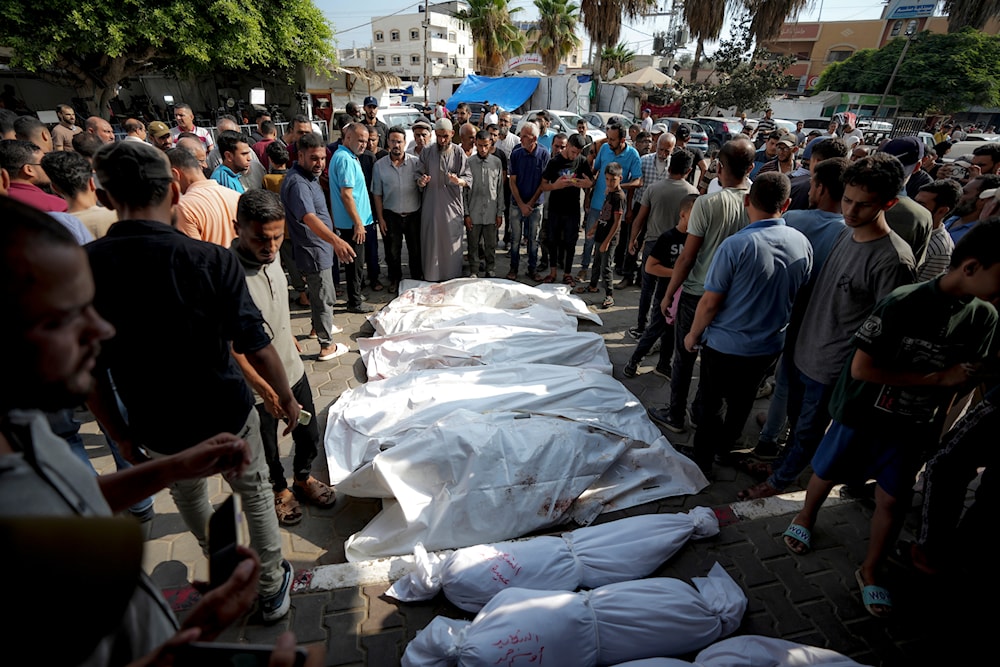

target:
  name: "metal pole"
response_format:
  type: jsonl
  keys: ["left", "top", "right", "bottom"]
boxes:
{"left": 873, "top": 34, "right": 912, "bottom": 120}
{"left": 423, "top": 0, "right": 429, "bottom": 106}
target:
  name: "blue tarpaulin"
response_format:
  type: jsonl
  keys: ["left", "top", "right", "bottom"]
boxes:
{"left": 446, "top": 75, "right": 540, "bottom": 112}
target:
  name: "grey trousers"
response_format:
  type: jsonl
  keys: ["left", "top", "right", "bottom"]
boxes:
{"left": 304, "top": 267, "right": 337, "bottom": 346}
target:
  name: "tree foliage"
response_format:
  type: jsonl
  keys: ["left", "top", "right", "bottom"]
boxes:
{"left": 600, "top": 43, "right": 636, "bottom": 78}
{"left": 0, "top": 0, "right": 335, "bottom": 118}
{"left": 678, "top": 12, "right": 795, "bottom": 117}
{"left": 580, "top": 0, "right": 657, "bottom": 79}
{"left": 531, "top": 0, "right": 582, "bottom": 75}
{"left": 943, "top": 0, "right": 1000, "bottom": 32}
{"left": 817, "top": 28, "right": 1000, "bottom": 114}
{"left": 454, "top": 0, "right": 526, "bottom": 76}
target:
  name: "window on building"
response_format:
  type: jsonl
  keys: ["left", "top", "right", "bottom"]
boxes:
{"left": 571, "top": 55, "right": 577, "bottom": 65}
{"left": 825, "top": 49, "right": 853, "bottom": 63}
{"left": 890, "top": 20, "right": 902, "bottom": 37}
{"left": 376, "top": 55, "right": 386, "bottom": 65}
{"left": 450, "top": 57, "right": 457, "bottom": 66}
{"left": 410, "top": 28, "right": 420, "bottom": 40}
{"left": 437, "top": 57, "right": 444, "bottom": 64}
{"left": 448, "top": 31, "right": 456, "bottom": 42}
{"left": 392, "top": 55, "right": 401, "bottom": 65}
{"left": 459, "top": 45, "right": 465, "bottom": 55}
{"left": 374, "top": 31, "right": 384, "bottom": 42}
{"left": 411, "top": 54, "right": 421, "bottom": 64}
{"left": 391, "top": 30, "right": 400, "bottom": 41}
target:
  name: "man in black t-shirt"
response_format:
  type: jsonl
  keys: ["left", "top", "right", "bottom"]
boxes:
{"left": 623, "top": 193, "right": 698, "bottom": 378}
{"left": 539, "top": 133, "right": 594, "bottom": 284}
{"left": 673, "top": 124, "right": 708, "bottom": 188}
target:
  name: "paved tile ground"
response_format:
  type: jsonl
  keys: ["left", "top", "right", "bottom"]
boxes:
{"left": 78, "top": 238, "right": 990, "bottom": 665}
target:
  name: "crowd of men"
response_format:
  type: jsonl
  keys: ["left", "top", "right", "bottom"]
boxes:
{"left": 1, "top": 96, "right": 998, "bottom": 660}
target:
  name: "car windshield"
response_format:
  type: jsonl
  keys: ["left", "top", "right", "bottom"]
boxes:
{"left": 381, "top": 111, "right": 423, "bottom": 129}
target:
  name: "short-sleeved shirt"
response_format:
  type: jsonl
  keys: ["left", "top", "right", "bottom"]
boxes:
{"left": 51, "top": 123, "right": 82, "bottom": 151}
{"left": 359, "top": 119, "right": 389, "bottom": 150}
{"left": 682, "top": 185, "right": 751, "bottom": 296}
{"left": 329, "top": 144, "right": 374, "bottom": 230}
{"left": 916, "top": 225, "right": 955, "bottom": 282}
{"left": 650, "top": 227, "right": 687, "bottom": 270}
{"left": 591, "top": 143, "right": 642, "bottom": 211}
{"left": 828, "top": 279, "right": 997, "bottom": 431}
{"left": 783, "top": 208, "right": 846, "bottom": 274}
{"left": 594, "top": 189, "right": 626, "bottom": 243}
{"left": 509, "top": 143, "right": 550, "bottom": 205}
{"left": 87, "top": 220, "right": 270, "bottom": 454}
{"left": 682, "top": 146, "right": 706, "bottom": 186}
{"left": 640, "top": 177, "right": 699, "bottom": 240}
{"left": 634, "top": 153, "right": 669, "bottom": 204}
{"left": 372, "top": 153, "right": 422, "bottom": 214}
{"left": 280, "top": 163, "right": 334, "bottom": 273}
{"left": 795, "top": 228, "right": 916, "bottom": 385}
{"left": 210, "top": 164, "right": 246, "bottom": 193}
{"left": 703, "top": 218, "right": 813, "bottom": 356}
{"left": 541, "top": 153, "right": 592, "bottom": 212}
{"left": 175, "top": 179, "right": 242, "bottom": 247}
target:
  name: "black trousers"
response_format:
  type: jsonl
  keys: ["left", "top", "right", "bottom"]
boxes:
{"left": 257, "top": 373, "right": 320, "bottom": 493}
{"left": 383, "top": 208, "right": 423, "bottom": 282}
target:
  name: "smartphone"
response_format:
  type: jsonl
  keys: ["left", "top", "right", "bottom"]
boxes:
{"left": 173, "top": 641, "right": 307, "bottom": 667}
{"left": 297, "top": 408, "right": 312, "bottom": 426}
{"left": 208, "top": 495, "right": 250, "bottom": 589}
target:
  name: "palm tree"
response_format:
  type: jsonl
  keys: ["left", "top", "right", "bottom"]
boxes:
{"left": 684, "top": 1, "right": 812, "bottom": 83}
{"left": 600, "top": 42, "right": 636, "bottom": 79}
{"left": 684, "top": 0, "right": 729, "bottom": 83}
{"left": 454, "top": 0, "right": 526, "bottom": 76}
{"left": 531, "top": 0, "right": 583, "bottom": 75}
{"left": 942, "top": 0, "right": 1000, "bottom": 32}
{"left": 580, "top": 0, "right": 657, "bottom": 79}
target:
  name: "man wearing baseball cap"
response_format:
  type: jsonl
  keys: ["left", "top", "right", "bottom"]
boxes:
{"left": 147, "top": 121, "right": 173, "bottom": 151}
{"left": 758, "top": 134, "right": 798, "bottom": 175}
{"left": 880, "top": 136, "right": 933, "bottom": 263}
{"left": 359, "top": 96, "right": 388, "bottom": 151}
{"left": 640, "top": 108, "right": 653, "bottom": 133}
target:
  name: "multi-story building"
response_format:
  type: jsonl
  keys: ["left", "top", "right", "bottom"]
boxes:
{"left": 370, "top": 1, "right": 474, "bottom": 80}
{"left": 511, "top": 21, "right": 589, "bottom": 74}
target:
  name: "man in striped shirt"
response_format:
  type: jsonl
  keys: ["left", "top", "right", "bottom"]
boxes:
{"left": 756, "top": 109, "right": 777, "bottom": 136}
{"left": 914, "top": 179, "right": 962, "bottom": 281}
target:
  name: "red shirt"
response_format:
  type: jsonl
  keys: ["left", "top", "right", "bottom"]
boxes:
{"left": 252, "top": 138, "right": 275, "bottom": 169}
{"left": 7, "top": 182, "right": 68, "bottom": 212}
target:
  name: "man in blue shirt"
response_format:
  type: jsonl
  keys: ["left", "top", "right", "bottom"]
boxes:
{"left": 507, "top": 122, "right": 549, "bottom": 279}
{"left": 579, "top": 124, "right": 642, "bottom": 280}
{"left": 329, "top": 123, "right": 375, "bottom": 313}
{"left": 211, "top": 130, "right": 251, "bottom": 193}
{"left": 944, "top": 174, "right": 1000, "bottom": 243}
{"left": 681, "top": 172, "right": 812, "bottom": 473}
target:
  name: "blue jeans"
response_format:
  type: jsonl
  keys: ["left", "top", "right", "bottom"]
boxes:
{"left": 759, "top": 353, "right": 793, "bottom": 443}
{"left": 509, "top": 203, "right": 541, "bottom": 273}
{"left": 580, "top": 207, "right": 601, "bottom": 272}
{"left": 768, "top": 370, "right": 833, "bottom": 490}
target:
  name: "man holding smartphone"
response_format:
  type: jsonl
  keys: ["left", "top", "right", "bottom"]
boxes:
{"left": 85, "top": 141, "right": 298, "bottom": 623}
{"left": 231, "top": 189, "right": 338, "bottom": 527}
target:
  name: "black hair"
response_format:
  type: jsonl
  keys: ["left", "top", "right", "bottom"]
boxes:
{"left": 260, "top": 120, "right": 276, "bottom": 136}
{"left": 14, "top": 115, "right": 45, "bottom": 142}
{"left": 951, "top": 216, "right": 1000, "bottom": 268}
{"left": 237, "top": 188, "right": 285, "bottom": 225}
{"left": 679, "top": 193, "right": 699, "bottom": 211}
{"left": 387, "top": 125, "right": 407, "bottom": 141}
{"left": 165, "top": 146, "right": 202, "bottom": 171}
{"left": 719, "top": 138, "right": 756, "bottom": 178}
{"left": 974, "top": 173, "right": 1000, "bottom": 195}
{"left": 811, "top": 157, "right": 850, "bottom": 202}
{"left": 552, "top": 131, "right": 568, "bottom": 142}
{"left": 767, "top": 130, "right": 783, "bottom": 142}
{"left": 605, "top": 161, "right": 623, "bottom": 177}
{"left": 635, "top": 131, "right": 651, "bottom": 143}
{"left": 669, "top": 148, "right": 694, "bottom": 176}
{"left": 291, "top": 114, "right": 311, "bottom": 127}
{"left": 675, "top": 124, "right": 691, "bottom": 140}
{"left": 748, "top": 172, "right": 791, "bottom": 214}
{"left": 93, "top": 144, "right": 174, "bottom": 208}
{"left": 811, "top": 137, "right": 849, "bottom": 161}
{"left": 297, "top": 131, "right": 324, "bottom": 152}
{"left": 843, "top": 153, "right": 905, "bottom": 203}
{"left": 475, "top": 129, "right": 491, "bottom": 142}
{"left": 606, "top": 123, "right": 624, "bottom": 140}
{"left": 0, "top": 139, "right": 40, "bottom": 174}
{"left": 933, "top": 141, "right": 952, "bottom": 159}
{"left": 266, "top": 141, "right": 289, "bottom": 167}
{"left": 918, "top": 179, "right": 963, "bottom": 212}
{"left": 216, "top": 130, "right": 248, "bottom": 158}
{"left": 0, "top": 109, "right": 18, "bottom": 136}
{"left": 41, "top": 150, "right": 92, "bottom": 197}
{"left": 973, "top": 143, "right": 1000, "bottom": 163}
{"left": 567, "top": 133, "right": 587, "bottom": 150}
{"left": 72, "top": 132, "right": 103, "bottom": 158}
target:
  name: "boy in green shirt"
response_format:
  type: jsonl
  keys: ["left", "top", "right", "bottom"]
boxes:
{"left": 782, "top": 219, "right": 1000, "bottom": 618}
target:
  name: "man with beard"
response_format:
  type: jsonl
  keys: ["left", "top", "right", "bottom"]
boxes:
{"left": 328, "top": 122, "right": 375, "bottom": 313}
{"left": 494, "top": 111, "right": 518, "bottom": 157}
{"left": 944, "top": 174, "right": 1000, "bottom": 243}
{"left": 416, "top": 118, "right": 472, "bottom": 281}
{"left": 374, "top": 125, "right": 424, "bottom": 289}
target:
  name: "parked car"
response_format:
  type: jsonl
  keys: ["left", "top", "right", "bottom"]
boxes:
{"left": 943, "top": 134, "right": 1000, "bottom": 161}
{"left": 517, "top": 109, "right": 606, "bottom": 142}
{"left": 656, "top": 117, "right": 710, "bottom": 154}
{"left": 582, "top": 112, "right": 635, "bottom": 132}
{"left": 693, "top": 116, "right": 744, "bottom": 152}
{"left": 377, "top": 106, "right": 430, "bottom": 147}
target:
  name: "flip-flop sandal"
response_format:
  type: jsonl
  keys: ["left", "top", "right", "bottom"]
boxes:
{"left": 538, "top": 274, "right": 556, "bottom": 284}
{"left": 783, "top": 523, "right": 812, "bottom": 555}
{"left": 293, "top": 477, "right": 337, "bottom": 508}
{"left": 371, "top": 282, "right": 385, "bottom": 292}
{"left": 274, "top": 491, "right": 303, "bottom": 527}
{"left": 505, "top": 272, "right": 518, "bottom": 280}
{"left": 737, "top": 480, "right": 781, "bottom": 501}
{"left": 736, "top": 458, "right": 774, "bottom": 480}
{"left": 562, "top": 275, "right": 576, "bottom": 286}
{"left": 601, "top": 296, "right": 614, "bottom": 309}
{"left": 855, "top": 568, "right": 893, "bottom": 618}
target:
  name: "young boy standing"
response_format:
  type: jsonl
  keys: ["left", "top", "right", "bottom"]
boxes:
{"left": 783, "top": 220, "right": 1000, "bottom": 618}
{"left": 623, "top": 193, "right": 698, "bottom": 378}
{"left": 575, "top": 162, "right": 625, "bottom": 308}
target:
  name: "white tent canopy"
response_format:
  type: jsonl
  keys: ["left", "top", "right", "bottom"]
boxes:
{"left": 610, "top": 66, "right": 675, "bottom": 87}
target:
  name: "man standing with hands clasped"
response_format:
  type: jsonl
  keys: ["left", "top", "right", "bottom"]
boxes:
{"left": 417, "top": 118, "right": 472, "bottom": 281}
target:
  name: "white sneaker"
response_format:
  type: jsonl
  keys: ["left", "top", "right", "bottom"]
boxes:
{"left": 260, "top": 559, "right": 293, "bottom": 623}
